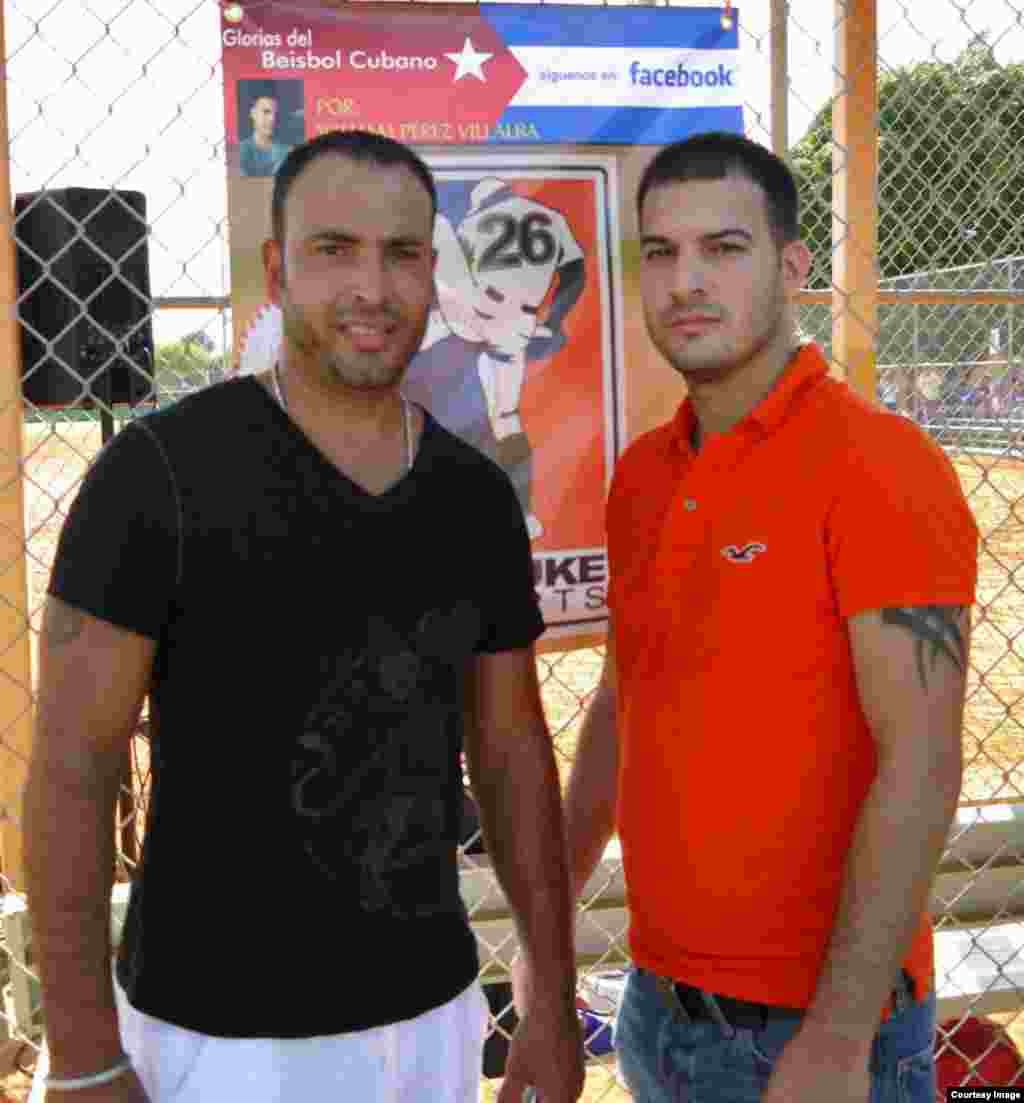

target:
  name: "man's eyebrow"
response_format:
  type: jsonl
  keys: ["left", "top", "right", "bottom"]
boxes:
{"left": 307, "top": 230, "right": 358, "bottom": 244}
{"left": 305, "top": 230, "right": 429, "bottom": 247}
{"left": 705, "top": 228, "right": 753, "bottom": 243}
{"left": 639, "top": 228, "right": 754, "bottom": 247}
{"left": 386, "top": 234, "right": 430, "bottom": 248}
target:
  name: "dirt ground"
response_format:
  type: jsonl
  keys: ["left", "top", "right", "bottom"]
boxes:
{"left": 951, "top": 452, "right": 1024, "bottom": 803}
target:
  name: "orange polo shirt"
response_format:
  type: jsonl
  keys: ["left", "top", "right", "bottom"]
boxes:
{"left": 607, "top": 343, "right": 978, "bottom": 1012}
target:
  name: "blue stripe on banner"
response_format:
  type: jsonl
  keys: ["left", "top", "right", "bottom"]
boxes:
{"left": 484, "top": 5, "right": 740, "bottom": 51}
{"left": 489, "top": 105, "right": 745, "bottom": 146}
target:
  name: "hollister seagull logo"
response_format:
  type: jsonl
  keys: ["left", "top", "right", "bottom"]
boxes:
{"left": 722, "top": 542, "right": 767, "bottom": 563}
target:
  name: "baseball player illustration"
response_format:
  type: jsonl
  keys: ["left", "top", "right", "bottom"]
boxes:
{"left": 416, "top": 177, "right": 587, "bottom": 541}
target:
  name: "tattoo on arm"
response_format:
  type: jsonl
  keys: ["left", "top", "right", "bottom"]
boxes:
{"left": 42, "top": 597, "right": 85, "bottom": 648}
{"left": 881, "top": 605, "right": 967, "bottom": 691}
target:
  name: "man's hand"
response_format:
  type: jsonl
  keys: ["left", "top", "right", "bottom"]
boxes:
{"left": 498, "top": 1000, "right": 584, "bottom": 1103}
{"left": 503, "top": 957, "right": 584, "bottom": 1103}
{"left": 43, "top": 1067, "right": 150, "bottom": 1102}
{"left": 761, "top": 1026, "right": 870, "bottom": 1103}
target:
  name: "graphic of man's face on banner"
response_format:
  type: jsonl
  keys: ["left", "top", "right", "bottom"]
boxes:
{"left": 236, "top": 157, "right": 623, "bottom": 641}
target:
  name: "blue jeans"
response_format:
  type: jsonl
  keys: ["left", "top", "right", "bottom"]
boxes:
{"left": 614, "top": 967, "right": 936, "bottom": 1103}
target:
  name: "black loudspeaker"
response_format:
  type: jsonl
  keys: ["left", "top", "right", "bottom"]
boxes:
{"left": 14, "top": 188, "right": 154, "bottom": 407}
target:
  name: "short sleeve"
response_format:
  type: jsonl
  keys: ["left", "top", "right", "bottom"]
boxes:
{"left": 474, "top": 468, "right": 544, "bottom": 653}
{"left": 47, "top": 421, "right": 179, "bottom": 640}
{"left": 827, "top": 415, "right": 979, "bottom": 619}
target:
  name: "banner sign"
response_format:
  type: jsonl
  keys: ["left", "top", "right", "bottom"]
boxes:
{"left": 220, "top": 3, "right": 742, "bottom": 148}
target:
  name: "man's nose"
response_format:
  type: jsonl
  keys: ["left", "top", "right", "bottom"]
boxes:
{"left": 349, "top": 253, "right": 389, "bottom": 305}
{"left": 672, "top": 254, "right": 708, "bottom": 297}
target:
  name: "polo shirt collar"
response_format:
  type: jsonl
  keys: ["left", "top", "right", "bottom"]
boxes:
{"left": 669, "top": 342, "right": 829, "bottom": 451}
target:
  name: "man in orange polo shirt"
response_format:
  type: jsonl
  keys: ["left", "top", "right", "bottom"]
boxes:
{"left": 561, "top": 133, "right": 977, "bottom": 1102}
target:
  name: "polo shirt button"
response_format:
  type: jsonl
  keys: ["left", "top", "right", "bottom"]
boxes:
{"left": 684, "top": 498, "right": 698, "bottom": 511}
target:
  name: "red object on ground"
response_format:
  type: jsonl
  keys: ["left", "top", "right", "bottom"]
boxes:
{"left": 936, "top": 1015, "right": 1024, "bottom": 1090}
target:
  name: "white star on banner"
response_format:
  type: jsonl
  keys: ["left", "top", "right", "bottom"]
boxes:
{"left": 445, "top": 37, "right": 494, "bottom": 82}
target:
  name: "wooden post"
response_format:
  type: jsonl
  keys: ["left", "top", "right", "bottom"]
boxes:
{"left": 771, "top": 0, "right": 789, "bottom": 158}
{"left": 832, "top": 0, "right": 879, "bottom": 399}
{"left": 0, "top": 2, "right": 34, "bottom": 896}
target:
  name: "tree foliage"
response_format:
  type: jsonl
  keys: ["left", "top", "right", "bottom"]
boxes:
{"left": 793, "top": 37, "right": 1024, "bottom": 285}
{"left": 792, "top": 37, "right": 1024, "bottom": 372}
{"left": 154, "top": 338, "right": 224, "bottom": 396}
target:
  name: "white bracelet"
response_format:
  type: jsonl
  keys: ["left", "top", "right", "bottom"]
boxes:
{"left": 45, "top": 1056, "right": 133, "bottom": 1092}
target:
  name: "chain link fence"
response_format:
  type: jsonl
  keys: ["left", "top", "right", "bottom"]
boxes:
{"left": 2, "top": 1, "right": 1024, "bottom": 1100}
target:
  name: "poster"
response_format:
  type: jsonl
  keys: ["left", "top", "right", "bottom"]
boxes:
{"left": 220, "top": 2, "right": 744, "bottom": 645}
{"left": 408, "top": 158, "right": 621, "bottom": 638}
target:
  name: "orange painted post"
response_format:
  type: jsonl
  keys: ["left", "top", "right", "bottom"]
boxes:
{"left": 0, "top": 3, "right": 34, "bottom": 896}
{"left": 771, "top": 0, "right": 789, "bottom": 159}
{"left": 831, "top": 0, "right": 879, "bottom": 400}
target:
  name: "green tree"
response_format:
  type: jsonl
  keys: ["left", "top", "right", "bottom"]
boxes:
{"left": 183, "top": 330, "right": 216, "bottom": 355}
{"left": 154, "top": 339, "right": 223, "bottom": 398}
{"left": 792, "top": 36, "right": 1024, "bottom": 379}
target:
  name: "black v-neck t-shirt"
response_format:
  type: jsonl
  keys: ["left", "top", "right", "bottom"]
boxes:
{"left": 48, "top": 377, "right": 544, "bottom": 1037}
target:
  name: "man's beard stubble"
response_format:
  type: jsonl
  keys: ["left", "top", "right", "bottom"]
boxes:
{"left": 661, "top": 312, "right": 785, "bottom": 387}
{"left": 278, "top": 284, "right": 422, "bottom": 393}
{"left": 654, "top": 277, "right": 790, "bottom": 387}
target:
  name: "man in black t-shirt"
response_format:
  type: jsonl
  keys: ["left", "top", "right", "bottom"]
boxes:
{"left": 24, "top": 131, "right": 584, "bottom": 1103}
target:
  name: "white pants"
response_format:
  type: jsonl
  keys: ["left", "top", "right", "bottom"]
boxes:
{"left": 31, "top": 976, "right": 489, "bottom": 1103}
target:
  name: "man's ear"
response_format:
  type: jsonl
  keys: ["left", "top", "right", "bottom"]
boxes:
{"left": 781, "top": 238, "right": 812, "bottom": 294}
{"left": 263, "top": 238, "right": 283, "bottom": 305}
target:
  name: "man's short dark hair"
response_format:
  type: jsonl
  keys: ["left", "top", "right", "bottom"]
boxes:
{"left": 271, "top": 130, "right": 437, "bottom": 243}
{"left": 244, "top": 82, "right": 280, "bottom": 123}
{"left": 249, "top": 82, "right": 279, "bottom": 105}
{"left": 636, "top": 132, "right": 800, "bottom": 244}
